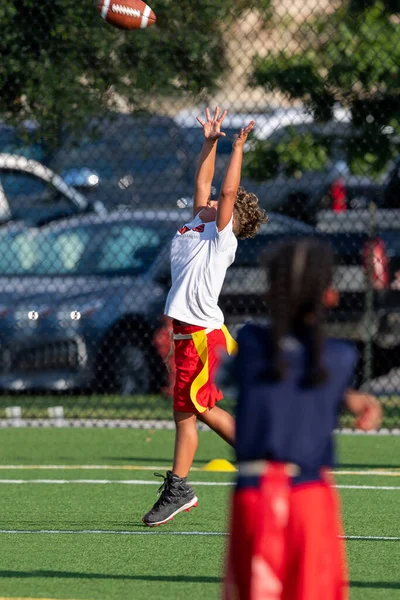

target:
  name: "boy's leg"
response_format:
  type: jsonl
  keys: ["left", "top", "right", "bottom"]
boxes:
{"left": 172, "top": 411, "right": 199, "bottom": 477}
{"left": 142, "top": 410, "right": 198, "bottom": 526}
{"left": 198, "top": 405, "right": 235, "bottom": 446}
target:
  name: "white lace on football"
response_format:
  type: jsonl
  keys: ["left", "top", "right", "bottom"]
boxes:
{"left": 111, "top": 4, "right": 141, "bottom": 17}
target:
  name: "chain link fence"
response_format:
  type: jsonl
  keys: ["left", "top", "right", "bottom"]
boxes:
{"left": 0, "top": 0, "right": 399, "bottom": 428}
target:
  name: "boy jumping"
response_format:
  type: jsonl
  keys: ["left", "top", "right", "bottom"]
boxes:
{"left": 142, "top": 107, "right": 267, "bottom": 526}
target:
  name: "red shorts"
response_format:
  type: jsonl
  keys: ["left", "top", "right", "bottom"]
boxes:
{"left": 173, "top": 322, "right": 237, "bottom": 414}
{"left": 224, "top": 464, "right": 348, "bottom": 600}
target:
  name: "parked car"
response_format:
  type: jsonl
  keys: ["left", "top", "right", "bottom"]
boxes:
{"left": 48, "top": 113, "right": 193, "bottom": 210}
{"left": 0, "top": 209, "right": 399, "bottom": 393}
{"left": 0, "top": 153, "right": 105, "bottom": 226}
{"left": 0, "top": 113, "right": 195, "bottom": 212}
{"left": 0, "top": 209, "right": 184, "bottom": 394}
{"left": 222, "top": 213, "right": 400, "bottom": 385}
{"left": 245, "top": 121, "right": 379, "bottom": 222}
{"left": 179, "top": 118, "right": 373, "bottom": 224}
{"left": 316, "top": 154, "right": 400, "bottom": 215}
{"left": 0, "top": 211, "right": 313, "bottom": 394}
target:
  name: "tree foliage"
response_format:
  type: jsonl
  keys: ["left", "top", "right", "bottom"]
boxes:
{"left": 0, "top": 0, "right": 271, "bottom": 145}
{"left": 247, "top": 2, "right": 400, "bottom": 179}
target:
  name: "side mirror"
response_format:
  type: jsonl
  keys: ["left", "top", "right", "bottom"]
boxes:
{"left": 62, "top": 167, "right": 100, "bottom": 190}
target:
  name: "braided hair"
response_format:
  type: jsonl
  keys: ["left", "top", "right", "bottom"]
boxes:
{"left": 265, "top": 238, "right": 334, "bottom": 387}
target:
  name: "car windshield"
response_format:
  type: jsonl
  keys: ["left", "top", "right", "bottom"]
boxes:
{"left": 0, "top": 221, "right": 170, "bottom": 276}
{"left": 51, "top": 124, "right": 183, "bottom": 177}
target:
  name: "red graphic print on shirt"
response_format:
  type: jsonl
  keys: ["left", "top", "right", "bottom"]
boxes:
{"left": 179, "top": 224, "right": 205, "bottom": 235}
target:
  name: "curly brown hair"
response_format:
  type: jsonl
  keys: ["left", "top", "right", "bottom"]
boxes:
{"left": 233, "top": 186, "right": 268, "bottom": 239}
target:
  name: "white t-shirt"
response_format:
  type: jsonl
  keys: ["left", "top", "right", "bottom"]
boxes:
{"left": 164, "top": 214, "right": 238, "bottom": 328}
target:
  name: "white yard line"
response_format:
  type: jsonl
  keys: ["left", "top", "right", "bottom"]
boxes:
{"left": 0, "top": 479, "right": 400, "bottom": 490}
{"left": 0, "top": 529, "right": 227, "bottom": 536}
{"left": 0, "top": 597, "right": 89, "bottom": 600}
{"left": 0, "top": 479, "right": 233, "bottom": 487}
{"left": 0, "top": 479, "right": 231, "bottom": 486}
{"left": 0, "top": 464, "right": 207, "bottom": 472}
{"left": 1, "top": 465, "right": 400, "bottom": 476}
{"left": 0, "top": 529, "right": 398, "bottom": 541}
{"left": 335, "top": 470, "right": 400, "bottom": 476}
{"left": 0, "top": 597, "right": 90, "bottom": 600}
{"left": 345, "top": 535, "right": 400, "bottom": 541}
{"left": 336, "top": 484, "right": 400, "bottom": 490}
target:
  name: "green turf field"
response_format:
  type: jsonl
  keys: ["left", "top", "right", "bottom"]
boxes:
{"left": 0, "top": 429, "right": 399, "bottom": 599}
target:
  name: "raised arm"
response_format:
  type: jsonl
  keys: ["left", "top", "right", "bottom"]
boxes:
{"left": 216, "top": 121, "right": 254, "bottom": 232}
{"left": 193, "top": 107, "right": 227, "bottom": 217}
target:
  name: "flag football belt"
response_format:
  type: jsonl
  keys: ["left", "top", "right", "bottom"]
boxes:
{"left": 173, "top": 328, "right": 213, "bottom": 340}
{"left": 171, "top": 325, "right": 237, "bottom": 413}
{"left": 239, "top": 460, "right": 301, "bottom": 477}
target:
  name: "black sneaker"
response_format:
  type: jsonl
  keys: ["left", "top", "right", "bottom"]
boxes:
{"left": 142, "top": 471, "right": 198, "bottom": 527}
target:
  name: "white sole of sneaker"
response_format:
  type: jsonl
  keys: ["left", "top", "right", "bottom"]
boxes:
{"left": 143, "top": 496, "right": 199, "bottom": 527}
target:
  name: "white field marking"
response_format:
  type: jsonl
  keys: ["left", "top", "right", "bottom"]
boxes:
{"left": 344, "top": 535, "right": 400, "bottom": 541}
{"left": 0, "top": 529, "right": 227, "bottom": 536}
{"left": 0, "top": 530, "right": 398, "bottom": 541}
{"left": 335, "top": 470, "right": 400, "bottom": 476}
{"left": 140, "top": 3, "right": 151, "bottom": 28}
{"left": 101, "top": 0, "right": 111, "bottom": 19}
{"left": 1, "top": 479, "right": 400, "bottom": 491}
{"left": 0, "top": 464, "right": 208, "bottom": 472}
{"left": 336, "top": 484, "right": 400, "bottom": 490}
{"left": 0, "top": 479, "right": 231, "bottom": 485}
{"left": 2, "top": 465, "right": 400, "bottom": 477}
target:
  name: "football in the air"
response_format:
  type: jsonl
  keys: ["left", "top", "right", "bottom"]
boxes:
{"left": 97, "top": 0, "right": 156, "bottom": 30}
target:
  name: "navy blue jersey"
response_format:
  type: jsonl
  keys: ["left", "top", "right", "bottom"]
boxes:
{"left": 231, "top": 323, "right": 357, "bottom": 475}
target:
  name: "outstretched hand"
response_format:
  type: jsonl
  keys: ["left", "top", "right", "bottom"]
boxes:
{"left": 345, "top": 390, "right": 382, "bottom": 431}
{"left": 233, "top": 121, "right": 255, "bottom": 149}
{"left": 197, "top": 106, "right": 227, "bottom": 141}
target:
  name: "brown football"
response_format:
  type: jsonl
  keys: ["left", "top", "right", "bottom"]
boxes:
{"left": 97, "top": 0, "right": 156, "bottom": 30}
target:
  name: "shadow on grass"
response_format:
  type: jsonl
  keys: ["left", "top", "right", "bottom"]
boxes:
{"left": 1, "top": 571, "right": 398, "bottom": 589}
{"left": 350, "top": 581, "right": 400, "bottom": 590}
{"left": 101, "top": 456, "right": 213, "bottom": 465}
{"left": 0, "top": 570, "right": 219, "bottom": 583}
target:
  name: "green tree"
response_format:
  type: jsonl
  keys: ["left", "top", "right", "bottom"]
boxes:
{"left": 246, "top": 1, "right": 400, "bottom": 180}
{"left": 0, "top": 0, "right": 270, "bottom": 145}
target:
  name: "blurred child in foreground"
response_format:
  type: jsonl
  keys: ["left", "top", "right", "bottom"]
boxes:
{"left": 220, "top": 238, "right": 382, "bottom": 600}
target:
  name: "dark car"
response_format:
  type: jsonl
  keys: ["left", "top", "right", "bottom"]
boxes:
{"left": 0, "top": 209, "right": 184, "bottom": 394}
{"left": 0, "top": 211, "right": 314, "bottom": 394}
{"left": 317, "top": 174, "right": 383, "bottom": 213}
{"left": 0, "top": 122, "right": 50, "bottom": 199}
{"left": 48, "top": 113, "right": 193, "bottom": 210}
{"left": 317, "top": 155, "right": 400, "bottom": 216}
{"left": 240, "top": 121, "right": 389, "bottom": 224}
{"left": 0, "top": 208, "right": 399, "bottom": 394}
{"left": 0, "top": 153, "right": 105, "bottom": 226}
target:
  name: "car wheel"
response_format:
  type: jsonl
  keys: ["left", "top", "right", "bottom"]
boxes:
{"left": 112, "top": 340, "right": 152, "bottom": 395}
